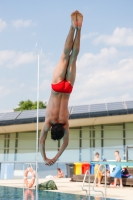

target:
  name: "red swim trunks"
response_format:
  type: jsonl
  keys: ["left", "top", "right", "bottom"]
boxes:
{"left": 51, "top": 80, "right": 73, "bottom": 93}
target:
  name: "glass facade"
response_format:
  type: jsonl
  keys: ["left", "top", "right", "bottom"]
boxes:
{"left": 0, "top": 122, "right": 133, "bottom": 162}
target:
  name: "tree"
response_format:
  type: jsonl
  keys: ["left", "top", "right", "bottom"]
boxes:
{"left": 14, "top": 100, "right": 47, "bottom": 111}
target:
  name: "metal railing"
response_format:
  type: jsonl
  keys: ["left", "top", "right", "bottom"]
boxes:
{"left": 81, "top": 169, "right": 90, "bottom": 195}
{"left": 92, "top": 164, "right": 106, "bottom": 200}
{"left": 81, "top": 165, "right": 106, "bottom": 200}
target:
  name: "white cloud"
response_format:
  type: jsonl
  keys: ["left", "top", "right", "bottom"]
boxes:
{"left": 81, "top": 32, "right": 98, "bottom": 40}
{"left": 0, "top": 86, "right": 12, "bottom": 99}
{"left": 31, "top": 32, "right": 36, "bottom": 36}
{"left": 0, "top": 50, "right": 37, "bottom": 68}
{"left": 20, "top": 83, "right": 25, "bottom": 89}
{"left": 40, "top": 79, "right": 51, "bottom": 91}
{"left": 31, "top": 52, "right": 55, "bottom": 91}
{"left": 0, "top": 79, "right": 16, "bottom": 101}
{"left": 12, "top": 19, "right": 36, "bottom": 28}
{"left": 77, "top": 47, "right": 119, "bottom": 69}
{"left": 0, "top": 109, "right": 13, "bottom": 113}
{"left": 32, "top": 79, "right": 51, "bottom": 92}
{"left": 40, "top": 53, "right": 55, "bottom": 75}
{"left": 69, "top": 49, "right": 133, "bottom": 106}
{"left": 0, "top": 18, "right": 7, "bottom": 32}
{"left": 93, "top": 27, "right": 133, "bottom": 46}
{"left": 33, "top": 47, "right": 133, "bottom": 106}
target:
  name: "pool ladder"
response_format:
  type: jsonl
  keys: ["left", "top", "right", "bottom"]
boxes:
{"left": 82, "top": 165, "right": 107, "bottom": 200}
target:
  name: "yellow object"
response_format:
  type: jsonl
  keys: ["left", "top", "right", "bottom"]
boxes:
{"left": 74, "top": 162, "right": 82, "bottom": 175}
{"left": 94, "top": 165, "right": 102, "bottom": 179}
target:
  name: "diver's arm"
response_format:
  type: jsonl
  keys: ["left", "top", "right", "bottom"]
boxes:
{"left": 39, "top": 120, "right": 50, "bottom": 161}
{"left": 54, "top": 126, "right": 69, "bottom": 160}
{"left": 45, "top": 125, "right": 69, "bottom": 166}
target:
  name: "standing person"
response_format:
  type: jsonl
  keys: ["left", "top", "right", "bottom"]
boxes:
{"left": 94, "top": 152, "right": 102, "bottom": 186}
{"left": 110, "top": 151, "right": 123, "bottom": 187}
{"left": 39, "top": 11, "right": 83, "bottom": 166}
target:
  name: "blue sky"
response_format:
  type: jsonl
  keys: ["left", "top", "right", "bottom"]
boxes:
{"left": 0, "top": 0, "right": 133, "bottom": 112}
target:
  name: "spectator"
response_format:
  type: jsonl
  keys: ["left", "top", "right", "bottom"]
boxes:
{"left": 100, "top": 158, "right": 110, "bottom": 182}
{"left": 54, "top": 168, "right": 64, "bottom": 178}
{"left": 110, "top": 151, "right": 123, "bottom": 187}
{"left": 94, "top": 152, "right": 102, "bottom": 186}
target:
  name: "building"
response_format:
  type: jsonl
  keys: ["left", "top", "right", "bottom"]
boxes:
{"left": 0, "top": 100, "right": 133, "bottom": 165}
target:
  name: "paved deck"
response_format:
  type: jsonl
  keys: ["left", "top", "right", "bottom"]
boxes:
{"left": 0, "top": 178, "right": 132, "bottom": 200}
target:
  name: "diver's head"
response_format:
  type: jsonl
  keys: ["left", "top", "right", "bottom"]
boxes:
{"left": 51, "top": 124, "right": 64, "bottom": 140}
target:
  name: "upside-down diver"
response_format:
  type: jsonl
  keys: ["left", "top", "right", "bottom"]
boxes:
{"left": 40, "top": 10, "right": 83, "bottom": 166}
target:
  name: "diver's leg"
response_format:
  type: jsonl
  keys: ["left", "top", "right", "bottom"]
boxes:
{"left": 65, "top": 11, "right": 83, "bottom": 86}
{"left": 52, "top": 25, "right": 75, "bottom": 84}
{"left": 65, "top": 28, "right": 81, "bottom": 86}
{"left": 52, "top": 10, "right": 83, "bottom": 84}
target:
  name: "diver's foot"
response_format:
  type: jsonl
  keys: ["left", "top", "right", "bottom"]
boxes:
{"left": 76, "top": 11, "right": 83, "bottom": 28}
{"left": 71, "top": 10, "right": 78, "bottom": 28}
{"left": 71, "top": 10, "right": 83, "bottom": 28}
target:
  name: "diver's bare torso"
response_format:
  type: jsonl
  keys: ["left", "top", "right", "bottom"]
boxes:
{"left": 45, "top": 91, "right": 70, "bottom": 126}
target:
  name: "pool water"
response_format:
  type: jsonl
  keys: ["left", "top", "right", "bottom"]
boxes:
{"left": 0, "top": 186, "right": 120, "bottom": 200}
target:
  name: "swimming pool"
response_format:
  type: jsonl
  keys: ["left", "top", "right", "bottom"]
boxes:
{"left": 0, "top": 186, "right": 120, "bottom": 200}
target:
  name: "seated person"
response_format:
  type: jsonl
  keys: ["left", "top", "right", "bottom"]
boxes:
{"left": 101, "top": 158, "right": 110, "bottom": 177}
{"left": 54, "top": 168, "right": 64, "bottom": 178}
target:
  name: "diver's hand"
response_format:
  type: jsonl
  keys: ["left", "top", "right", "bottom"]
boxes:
{"left": 45, "top": 157, "right": 56, "bottom": 166}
